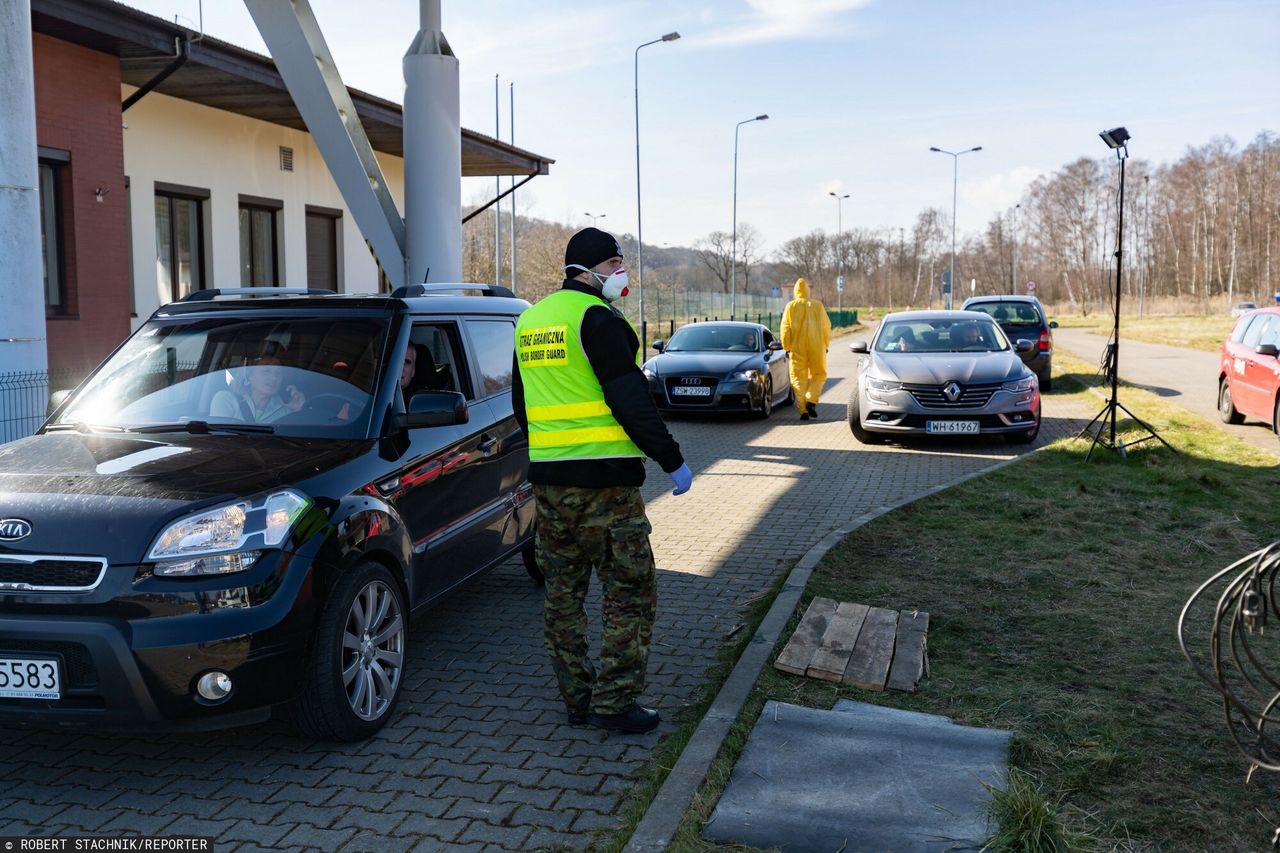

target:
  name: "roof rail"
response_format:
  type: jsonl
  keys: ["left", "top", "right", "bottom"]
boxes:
{"left": 178, "top": 288, "right": 336, "bottom": 302}
{"left": 391, "top": 283, "right": 517, "bottom": 299}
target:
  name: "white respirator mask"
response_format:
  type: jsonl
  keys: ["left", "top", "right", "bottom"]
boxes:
{"left": 568, "top": 265, "right": 629, "bottom": 301}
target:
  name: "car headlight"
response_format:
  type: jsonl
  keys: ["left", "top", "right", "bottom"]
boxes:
{"left": 147, "top": 489, "right": 310, "bottom": 577}
{"left": 731, "top": 369, "right": 762, "bottom": 382}
{"left": 865, "top": 377, "right": 902, "bottom": 393}
{"left": 1001, "top": 376, "right": 1037, "bottom": 393}
{"left": 642, "top": 367, "right": 657, "bottom": 381}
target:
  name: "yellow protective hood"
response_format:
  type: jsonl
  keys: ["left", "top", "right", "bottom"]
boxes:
{"left": 794, "top": 278, "right": 810, "bottom": 299}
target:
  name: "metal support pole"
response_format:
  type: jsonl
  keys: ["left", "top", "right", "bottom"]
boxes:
{"left": 494, "top": 74, "right": 501, "bottom": 287}
{"left": 949, "top": 156, "right": 957, "bottom": 310}
{"left": 1140, "top": 175, "right": 1149, "bottom": 319}
{"left": 509, "top": 82, "right": 517, "bottom": 296}
{"left": 929, "top": 146, "right": 981, "bottom": 311}
{"left": 0, "top": 0, "right": 48, "bottom": 439}
{"left": 731, "top": 122, "right": 740, "bottom": 320}
{"left": 731, "top": 114, "right": 767, "bottom": 320}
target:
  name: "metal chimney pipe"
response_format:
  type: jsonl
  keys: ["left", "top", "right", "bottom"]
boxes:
{"left": 403, "top": 0, "right": 461, "bottom": 282}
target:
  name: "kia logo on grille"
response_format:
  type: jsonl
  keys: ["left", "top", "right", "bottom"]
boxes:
{"left": 0, "top": 519, "right": 33, "bottom": 541}
{"left": 679, "top": 378, "right": 701, "bottom": 385}
{"left": 942, "top": 382, "right": 963, "bottom": 402}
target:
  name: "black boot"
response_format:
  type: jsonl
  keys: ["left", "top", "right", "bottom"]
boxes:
{"left": 807, "top": 402, "right": 818, "bottom": 418}
{"left": 587, "top": 703, "right": 661, "bottom": 734}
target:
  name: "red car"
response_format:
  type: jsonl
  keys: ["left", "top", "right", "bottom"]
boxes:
{"left": 1219, "top": 307, "right": 1280, "bottom": 435}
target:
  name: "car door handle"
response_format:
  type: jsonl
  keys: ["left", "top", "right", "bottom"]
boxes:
{"left": 478, "top": 434, "right": 498, "bottom": 454}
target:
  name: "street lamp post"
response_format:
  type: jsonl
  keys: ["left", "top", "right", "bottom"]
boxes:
{"left": 1012, "top": 202, "right": 1020, "bottom": 292}
{"left": 829, "top": 191, "right": 849, "bottom": 312}
{"left": 584, "top": 212, "right": 606, "bottom": 228}
{"left": 635, "top": 31, "right": 679, "bottom": 340}
{"left": 731, "top": 113, "right": 768, "bottom": 319}
{"left": 929, "top": 145, "right": 982, "bottom": 309}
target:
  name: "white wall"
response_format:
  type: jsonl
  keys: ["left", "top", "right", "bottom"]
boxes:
{"left": 121, "top": 85, "right": 405, "bottom": 329}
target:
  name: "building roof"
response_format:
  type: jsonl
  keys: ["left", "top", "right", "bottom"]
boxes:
{"left": 31, "top": 0, "right": 553, "bottom": 176}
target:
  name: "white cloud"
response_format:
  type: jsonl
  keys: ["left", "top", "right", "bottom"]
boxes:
{"left": 686, "top": 0, "right": 874, "bottom": 49}
{"left": 964, "top": 167, "right": 1044, "bottom": 214}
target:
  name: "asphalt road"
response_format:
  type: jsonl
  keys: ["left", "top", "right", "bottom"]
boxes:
{"left": 1053, "top": 327, "right": 1280, "bottom": 459}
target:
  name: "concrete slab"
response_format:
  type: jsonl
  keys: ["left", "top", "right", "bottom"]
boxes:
{"left": 703, "top": 700, "right": 1012, "bottom": 852}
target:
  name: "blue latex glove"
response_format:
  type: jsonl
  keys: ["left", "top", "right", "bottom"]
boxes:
{"left": 668, "top": 463, "right": 693, "bottom": 496}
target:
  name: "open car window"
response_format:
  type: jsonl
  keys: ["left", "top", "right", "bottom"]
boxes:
{"left": 57, "top": 315, "right": 391, "bottom": 438}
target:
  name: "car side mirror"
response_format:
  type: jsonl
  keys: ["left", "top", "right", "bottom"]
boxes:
{"left": 766, "top": 340, "right": 783, "bottom": 351}
{"left": 849, "top": 341, "right": 869, "bottom": 353}
{"left": 1015, "top": 339, "right": 1036, "bottom": 353}
{"left": 47, "top": 389, "right": 72, "bottom": 418}
{"left": 1256, "top": 343, "right": 1279, "bottom": 358}
{"left": 1049, "top": 321, "right": 1059, "bottom": 329}
{"left": 652, "top": 340, "right": 665, "bottom": 353}
{"left": 398, "top": 391, "right": 468, "bottom": 429}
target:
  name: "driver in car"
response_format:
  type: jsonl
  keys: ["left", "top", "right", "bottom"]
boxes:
{"left": 210, "top": 349, "right": 306, "bottom": 423}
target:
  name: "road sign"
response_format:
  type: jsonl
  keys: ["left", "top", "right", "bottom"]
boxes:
{"left": 1026, "top": 280, "right": 1037, "bottom": 293}
{"left": 836, "top": 275, "right": 845, "bottom": 293}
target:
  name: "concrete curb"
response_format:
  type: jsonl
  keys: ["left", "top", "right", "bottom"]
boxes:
{"left": 622, "top": 449, "right": 1037, "bottom": 852}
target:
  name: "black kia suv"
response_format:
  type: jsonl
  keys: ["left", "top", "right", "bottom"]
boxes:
{"left": 0, "top": 285, "right": 538, "bottom": 740}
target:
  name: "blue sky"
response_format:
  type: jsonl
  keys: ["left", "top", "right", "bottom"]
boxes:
{"left": 121, "top": 0, "right": 1279, "bottom": 253}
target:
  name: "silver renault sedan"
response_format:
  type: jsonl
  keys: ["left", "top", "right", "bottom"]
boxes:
{"left": 847, "top": 310, "right": 1041, "bottom": 444}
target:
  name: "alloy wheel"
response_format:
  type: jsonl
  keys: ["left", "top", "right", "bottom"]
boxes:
{"left": 342, "top": 580, "right": 405, "bottom": 721}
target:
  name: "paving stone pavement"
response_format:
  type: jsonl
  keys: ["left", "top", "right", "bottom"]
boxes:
{"left": 0, "top": 336, "right": 1096, "bottom": 852}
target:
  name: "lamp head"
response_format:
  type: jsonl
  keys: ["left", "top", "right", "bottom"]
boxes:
{"left": 662, "top": 31, "right": 680, "bottom": 41}
{"left": 756, "top": 114, "right": 769, "bottom": 121}
{"left": 970, "top": 146, "right": 983, "bottom": 152}
{"left": 1099, "top": 127, "right": 1130, "bottom": 149}
{"left": 929, "top": 147, "right": 942, "bottom": 152}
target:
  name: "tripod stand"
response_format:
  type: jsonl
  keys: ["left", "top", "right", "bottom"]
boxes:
{"left": 1078, "top": 129, "right": 1176, "bottom": 462}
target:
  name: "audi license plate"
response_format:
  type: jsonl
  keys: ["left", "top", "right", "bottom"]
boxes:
{"left": 672, "top": 386, "right": 712, "bottom": 396}
{"left": 926, "top": 420, "right": 979, "bottom": 434}
{"left": 0, "top": 657, "right": 61, "bottom": 700}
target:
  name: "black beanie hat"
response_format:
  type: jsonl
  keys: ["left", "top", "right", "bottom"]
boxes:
{"left": 564, "top": 227, "right": 623, "bottom": 274}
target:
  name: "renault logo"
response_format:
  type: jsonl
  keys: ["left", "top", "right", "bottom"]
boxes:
{"left": 0, "top": 519, "right": 33, "bottom": 541}
{"left": 942, "top": 382, "right": 962, "bottom": 402}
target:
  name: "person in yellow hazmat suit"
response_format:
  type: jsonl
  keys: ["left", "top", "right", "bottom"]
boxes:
{"left": 780, "top": 277, "right": 831, "bottom": 420}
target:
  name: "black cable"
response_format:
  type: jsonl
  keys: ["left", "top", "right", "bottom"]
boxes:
{"left": 1179, "top": 542, "right": 1280, "bottom": 773}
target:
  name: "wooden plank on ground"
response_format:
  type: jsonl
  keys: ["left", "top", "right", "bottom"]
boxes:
{"left": 886, "top": 610, "right": 930, "bottom": 693}
{"left": 774, "top": 597, "right": 838, "bottom": 675}
{"left": 807, "top": 601, "right": 870, "bottom": 683}
{"left": 843, "top": 606, "right": 900, "bottom": 691}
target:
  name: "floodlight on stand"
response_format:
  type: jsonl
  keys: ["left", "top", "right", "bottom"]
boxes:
{"left": 1099, "top": 126, "right": 1130, "bottom": 149}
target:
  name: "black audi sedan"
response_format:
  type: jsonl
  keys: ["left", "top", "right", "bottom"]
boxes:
{"left": 0, "top": 286, "right": 537, "bottom": 740}
{"left": 643, "top": 322, "right": 792, "bottom": 418}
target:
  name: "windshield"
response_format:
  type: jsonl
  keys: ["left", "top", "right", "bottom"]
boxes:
{"left": 55, "top": 314, "right": 391, "bottom": 438}
{"left": 965, "top": 301, "right": 1043, "bottom": 327}
{"left": 875, "top": 319, "right": 1009, "bottom": 354}
{"left": 665, "top": 325, "right": 759, "bottom": 352}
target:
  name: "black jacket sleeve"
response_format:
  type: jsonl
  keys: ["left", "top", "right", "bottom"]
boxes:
{"left": 580, "top": 304, "right": 684, "bottom": 473}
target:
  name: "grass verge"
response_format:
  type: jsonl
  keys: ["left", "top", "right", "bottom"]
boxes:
{"left": 640, "top": 353, "right": 1280, "bottom": 852}
{"left": 1055, "top": 313, "right": 1235, "bottom": 352}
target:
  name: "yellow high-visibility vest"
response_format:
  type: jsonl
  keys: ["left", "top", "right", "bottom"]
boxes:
{"left": 515, "top": 290, "right": 644, "bottom": 462}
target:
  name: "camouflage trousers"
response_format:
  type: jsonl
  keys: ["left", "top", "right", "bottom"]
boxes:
{"left": 533, "top": 483, "right": 657, "bottom": 716}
